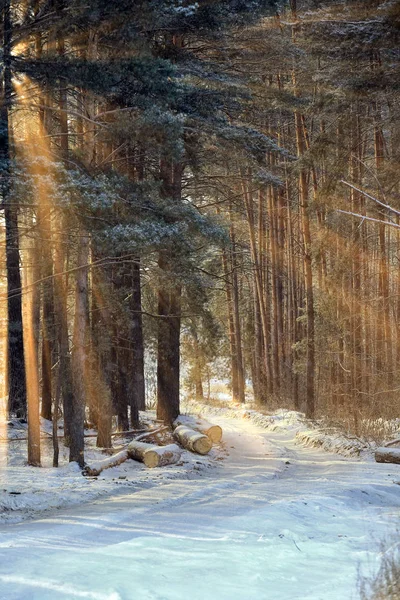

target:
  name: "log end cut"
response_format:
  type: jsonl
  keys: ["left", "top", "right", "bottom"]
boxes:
{"left": 192, "top": 435, "right": 212, "bottom": 455}
{"left": 174, "top": 425, "right": 212, "bottom": 455}
{"left": 173, "top": 416, "right": 223, "bottom": 443}
{"left": 206, "top": 425, "right": 223, "bottom": 443}
{"left": 143, "top": 444, "right": 182, "bottom": 468}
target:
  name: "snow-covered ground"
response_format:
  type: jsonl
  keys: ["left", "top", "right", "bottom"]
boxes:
{"left": 0, "top": 416, "right": 220, "bottom": 524}
{"left": 0, "top": 410, "right": 399, "bottom": 599}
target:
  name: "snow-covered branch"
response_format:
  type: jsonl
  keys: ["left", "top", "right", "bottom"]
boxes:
{"left": 336, "top": 210, "right": 400, "bottom": 230}
{"left": 340, "top": 181, "right": 400, "bottom": 218}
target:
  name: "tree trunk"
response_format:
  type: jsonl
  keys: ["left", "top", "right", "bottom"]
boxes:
{"left": 52, "top": 363, "right": 61, "bottom": 467}
{"left": 114, "top": 343, "right": 130, "bottom": 432}
{"left": 1, "top": 1, "right": 27, "bottom": 418}
{"left": 221, "top": 246, "right": 239, "bottom": 401}
{"left": 131, "top": 259, "right": 145, "bottom": 415}
{"left": 53, "top": 219, "right": 74, "bottom": 445}
{"left": 294, "top": 113, "right": 315, "bottom": 419}
{"left": 156, "top": 160, "right": 183, "bottom": 424}
{"left": 70, "top": 232, "right": 89, "bottom": 466}
{"left": 229, "top": 208, "right": 245, "bottom": 403}
{"left": 241, "top": 174, "right": 273, "bottom": 397}
{"left": 24, "top": 244, "right": 41, "bottom": 466}
{"left": 157, "top": 249, "right": 182, "bottom": 424}
{"left": 40, "top": 204, "right": 54, "bottom": 421}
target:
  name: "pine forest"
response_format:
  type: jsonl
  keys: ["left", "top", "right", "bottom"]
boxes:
{"left": 0, "top": 2, "right": 399, "bottom": 599}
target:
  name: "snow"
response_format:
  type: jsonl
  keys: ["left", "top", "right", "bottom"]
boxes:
{"left": 0, "top": 416, "right": 219, "bottom": 524}
{"left": 0, "top": 409, "right": 399, "bottom": 599}
{"left": 149, "top": 443, "right": 182, "bottom": 457}
{"left": 184, "top": 401, "right": 375, "bottom": 457}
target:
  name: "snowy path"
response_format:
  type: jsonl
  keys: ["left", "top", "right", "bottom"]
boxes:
{"left": 0, "top": 415, "right": 399, "bottom": 600}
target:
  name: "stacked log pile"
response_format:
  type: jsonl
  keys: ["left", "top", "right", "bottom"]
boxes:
{"left": 173, "top": 425, "right": 212, "bottom": 455}
{"left": 173, "top": 415, "right": 222, "bottom": 443}
{"left": 84, "top": 414, "right": 222, "bottom": 474}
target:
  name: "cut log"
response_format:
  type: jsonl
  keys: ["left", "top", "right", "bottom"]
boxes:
{"left": 83, "top": 449, "right": 130, "bottom": 476}
{"left": 173, "top": 415, "right": 222, "bottom": 443}
{"left": 173, "top": 425, "right": 212, "bottom": 455}
{"left": 128, "top": 441, "right": 182, "bottom": 468}
{"left": 375, "top": 448, "right": 400, "bottom": 464}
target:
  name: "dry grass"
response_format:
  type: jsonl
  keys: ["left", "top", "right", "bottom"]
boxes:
{"left": 203, "top": 396, "right": 233, "bottom": 409}
{"left": 359, "top": 542, "right": 400, "bottom": 600}
{"left": 357, "top": 419, "right": 400, "bottom": 445}
{"left": 320, "top": 400, "right": 400, "bottom": 445}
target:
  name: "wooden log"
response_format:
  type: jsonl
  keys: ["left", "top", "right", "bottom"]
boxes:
{"left": 128, "top": 441, "right": 182, "bottom": 468}
{"left": 375, "top": 448, "right": 400, "bottom": 464}
{"left": 83, "top": 449, "right": 130, "bottom": 476}
{"left": 174, "top": 415, "right": 222, "bottom": 443}
{"left": 173, "top": 425, "right": 212, "bottom": 455}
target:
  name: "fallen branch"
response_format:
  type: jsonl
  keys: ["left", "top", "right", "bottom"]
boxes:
{"left": 385, "top": 438, "right": 400, "bottom": 448}
{"left": 90, "top": 429, "right": 148, "bottom": 439}
{"left": 173, "top": 425, "right": 212, "bottom": 455}
{"left": 5, "top": 428, "right": 153, "bottom": 443}
{"left": 174, "top": 415, "right": 222, "bottom": 443}
{"left": 340, "top": 181, "right": 400, "bottom": 217}
{"left": 128, "top": 441, "right": 182, "bottom": 468}
{"left": 135, "top": 426, "right": 169, "bottom": 442}
{"left": 336, "top": 210, "right": 400, "bottom": 230}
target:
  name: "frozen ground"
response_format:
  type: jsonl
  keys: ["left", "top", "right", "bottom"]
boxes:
{"left": 0, "top": 415, "right": 220, "bottom": 524}
{"left": 0, "top": 411, "right": 399, "bottom": 599}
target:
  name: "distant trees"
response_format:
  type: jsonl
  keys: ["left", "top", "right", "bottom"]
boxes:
{"left": 198, "top": 0, "right": 400, "bottom": 431}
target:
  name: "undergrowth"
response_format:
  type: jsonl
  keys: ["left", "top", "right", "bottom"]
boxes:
{"left": 359, "top": 541, "right": 400, "bottom": 600}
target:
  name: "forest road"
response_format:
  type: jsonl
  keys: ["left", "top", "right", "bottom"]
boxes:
{"left": 0, "top": 414, "right": 399, "bottom": 600}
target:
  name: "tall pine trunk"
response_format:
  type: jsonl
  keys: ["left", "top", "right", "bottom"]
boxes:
{"left": 131, "top": 258, "right": 145, "bottom": 415}
{"left": 70, "top": 232, "right": 89, "bottom": 466}
{"left": 157, "top": 249, "right": 182, "bottom": 424}
{"left": 156, "top": 160, "right": 183, "bottom": 424}
{"left": 1, "top": 1, "right": 27, "bottom": 418}
{"left": 295, "top": 112, "right": 315, "bottom": 419}
{"left": 53, "top": 221, "right": 74, "bottom": 445}
{"left": 222, "top": 245, "right": 239, "bottom": 401}
{"left": 229, "top": 207, "right": 245, "bottom": 403}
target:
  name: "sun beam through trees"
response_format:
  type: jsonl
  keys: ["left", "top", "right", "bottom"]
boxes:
{"left": 0, "top": 0, "right": 399, "bottom": 470}
{"left": 0, "top": 3, "right": 399, "bottom": 600}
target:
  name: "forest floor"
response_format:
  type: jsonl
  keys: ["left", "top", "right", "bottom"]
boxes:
{"left": 0, "top": 415, "right": 221, "bottom": 525}
{"left": 0, "top": 409, "right": 399, "bottom": 599}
